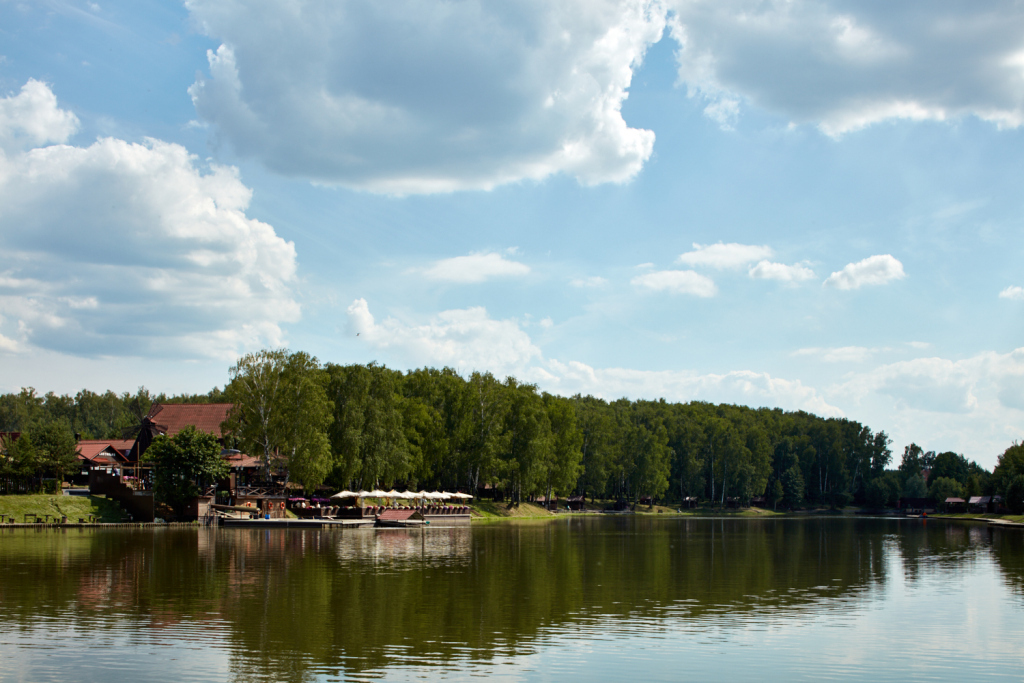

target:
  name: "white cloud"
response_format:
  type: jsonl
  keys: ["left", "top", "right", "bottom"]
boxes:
{"left": 0, "top": 81, "right": 299, "bottom": 360}
{"left": 186, "top": 0, "right": 667, "bottom": 194}
{"left": 835, "top": 351, "right": 1024, "bottom": 418}
{"left": 748, "top": 260, "right": 815, "bottom": 282}
{"left": 422, "top": 252, "right": 530, "bottom": 283}
{"left": 667, "top": 0, "right": 1024, "bottom": 134}
{"left": 346, "top": 299, "right": 541, "bottom": 375}
{"left": 823, "top": 254, "right": 905, "bottom": 290}
{"left": 999, "top": 285, "right": 1024, "bottom": 300}
{"left": 569, "top": 276, "right": 609, "bottom": 288}
{"left": 677, "top": 242, "right": 773, "bottom": 269}
{"left": 0, "top": 79, "right": 79, "bottom": 153}
{"left": 544, "top": 360, "right": 842, "bottom": 416}
{"left": 826, "top": 348, "right": 1024, "bottom": 463}
{"left": 348, "top": 299, "right": 1024, "bottom": 467}
{"left": 794, "top": 346, "right": 876, "bottom": 363}
{"left": 631, "top": 269, "right": 717, "bottom": 297}
{"left": 347, "top": 298, "right": 839, "bottom": 415}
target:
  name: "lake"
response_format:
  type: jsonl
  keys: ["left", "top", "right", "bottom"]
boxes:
{"left": 1, "top": 517, "right": 1022, "bottom": 682}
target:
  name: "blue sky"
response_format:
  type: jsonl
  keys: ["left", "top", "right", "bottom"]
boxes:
{"left": 1, "top": 0, "right": 1023, "bottom": 467}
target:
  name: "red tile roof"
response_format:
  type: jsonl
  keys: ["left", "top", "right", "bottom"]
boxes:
{"left": 76, "top": 440, "right": 134, "bottom": 462}
{"left": 146, "top": 403, "right": 233, "bottom": 437}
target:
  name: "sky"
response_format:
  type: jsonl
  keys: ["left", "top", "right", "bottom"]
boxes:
{"left": 1, "top": 0, "right": 1023, "bottom": 468}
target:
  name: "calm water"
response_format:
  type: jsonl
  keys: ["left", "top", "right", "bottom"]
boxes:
{"left": 1, "top": 517, "right": 1022, "bottom": 682}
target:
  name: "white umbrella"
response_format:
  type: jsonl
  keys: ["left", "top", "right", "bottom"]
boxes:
{"left": 451, "top": 492, "right": 473, "bottom": 499}
{"left": 330, "top": 490, "right": 360, "bottom": 499}
{"left": 430, "top": 491, "right": 450, "bottom": 500}
{"left": 385, "top": 489, "right": 403, "bottom": 499}
{"left": 416, "top": 490, "right": 431, "bottom": 499}
{"left": 367, "top": 490, "right": 389, "bottom": 498}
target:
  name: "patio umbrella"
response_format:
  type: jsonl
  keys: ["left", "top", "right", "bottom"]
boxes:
{"left": 330, "top": 490, "right": 359, "bottom": 499}
{"left": 430, "top": 491, "right": 450, "bottom": 500}
{"left": 367, "top": 490, "right": 389, "bottom": 498}
{"left": 451, "top": 492, "right": 473, "bottom": 499}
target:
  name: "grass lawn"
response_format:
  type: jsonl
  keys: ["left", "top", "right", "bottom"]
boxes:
{"left": 470, "top": 500, "right": 554, "bottom": 520}
{"left": 0, "top": 494, "right": 127, "bottom": 523}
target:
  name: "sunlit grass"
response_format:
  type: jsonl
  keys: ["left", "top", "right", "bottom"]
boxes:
{"left": 0, "top": 494, "right": 125, "bottom": 523}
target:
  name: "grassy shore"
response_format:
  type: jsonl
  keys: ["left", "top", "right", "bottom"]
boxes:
{"left": 466, "top": 501, "right": 1024, "bottom": 523}
{"left": 928, "top": 512, "right": 1024, "bottom": 524}
{"left": 468, "top": 500, "right": 786, "bottom": 520}
{"left": 0, "top": 494, "right": 126, "bottom": 523}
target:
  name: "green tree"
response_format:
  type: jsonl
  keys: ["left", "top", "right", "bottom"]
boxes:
{"left": 1004, "top": 475, "right": 1024, "bottom": 515}
{"left": 542, "top": 394, "right": 583, "bottom": 501}
{"left": 770, "top": 479, "right": 784, "bottom": 511}
{"left": 573, "top": 396, "right": 616, "bottom": 500}
{"left": 279, "top": 352, "right": 333, "bottom": 491}
{"left": 32, "top": 422, "right": 79, "bottom": 492}
{"left": 225, "top": 349, "right": 334, "bottom": 488}
{"left": 145, "top": 425, "right": 228, "bottom": 517}
{"left": 224, "top": 349, "right": 289, "bottom": 479}
{"left": 993, "top": 442, "right": 1024, "bottom": 495}
{"left": 930, "top": 451, "right": 971, "bottom": 486}
{"left": 903, "top": 474, "right": 928, "bottom": 498}
{"left": 326, "top": 363, "right": 407, "bottom": 489}
{"left": 929, "top": 477, "right": 965, "bottom": 511}
{"left": 899, "top": 443, "right": 925, "bottom": 483}
{"left": 501, "top": 379, "right": 552, "bottom": 503}
{"left": 0, "top": 433, "right": 38, "bottom": 493}
{"left": 781, "top": 465, "right": 804, "bottom": 509}
{"left": 865, "top": 477, "right": 898, "bottom": 509}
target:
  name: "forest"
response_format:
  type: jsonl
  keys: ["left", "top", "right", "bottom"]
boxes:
{"left": 2, "top": 348, "right": 1022, "bottom": 510}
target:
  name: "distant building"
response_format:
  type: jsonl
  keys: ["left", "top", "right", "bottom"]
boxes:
{"left": 129, "top": 403, "right": 233, "bottom": 461}
{"left": 76, "top": 439, "right": 134, "bottom": 472}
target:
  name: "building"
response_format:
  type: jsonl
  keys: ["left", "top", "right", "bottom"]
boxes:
{"left": 129, "top": 403, "right": 234, "bottom": 461}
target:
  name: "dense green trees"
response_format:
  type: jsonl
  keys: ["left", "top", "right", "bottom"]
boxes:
{"left": 0, "top": 356, "right": 1008, "bottom": 507}
{"left": 0, "top": 422, "right": 78, "bottom": 493}
{"left": 223, "top": 349, "right": 333, "bottom": 487}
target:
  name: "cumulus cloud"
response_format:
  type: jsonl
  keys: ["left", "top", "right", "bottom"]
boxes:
{"left": 999, "top": 285, "right": 1024, "bottom": 300}
{"left": 0, "top": 79, "right": 79, "bottom": 152}
{"left": 823, "top": 254, "right": 905, "bottom": 290}
{"left": 824, "top": 347, "right": 1024, "bottom": 465}
{"left": 668, "top": 0, "right": 1024, "bottom": 134}
{"left": 748, "top": 260, "right": 815, "bottom": 282}
{"left": 186, "top": 0, "right": 667, "bottom": 193}
{"left": 422, "top": 252, "right": 530, "bottom": 283}
{"left": 631, "top": 269, "right": 717, "bottom": 297}
{"left": 0, "top": 81, "right": 299, "bottom": 359}
{"left": 347, "top": 298, "right": 839, "bottom": 415}
{"left": 346, "top": 298, "right": 540, "bottom": 375}
{"left": 677, "top": 242, "right": 773, "bottom": 269}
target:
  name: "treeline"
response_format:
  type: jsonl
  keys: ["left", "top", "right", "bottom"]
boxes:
{"left": 219, "top": 351, "right": 1008, "bottom": 508}
{"left": 4, "top": 351, "right": 1022, "bottom": 510}
{"left": 0, "top": 386, "right": 225, "bottom": 440}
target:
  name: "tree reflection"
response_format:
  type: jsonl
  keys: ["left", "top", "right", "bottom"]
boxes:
{"left": 0, "top": 518, "right": 1020, "bottom": 681}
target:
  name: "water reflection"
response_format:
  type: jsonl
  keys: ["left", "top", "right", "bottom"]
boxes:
{"left": 0, "top": 518, "right": 1021, "bottom": 682}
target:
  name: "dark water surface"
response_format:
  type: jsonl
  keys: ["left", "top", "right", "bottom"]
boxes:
{"left": 1, "top": 517, "right": 1022, "bottom": 682}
